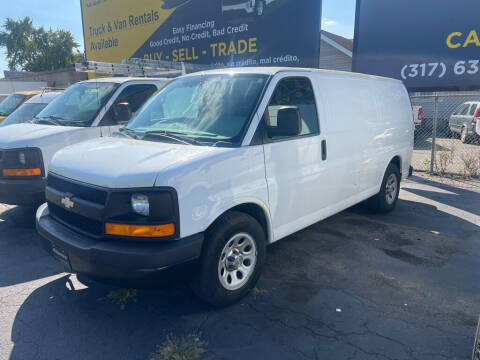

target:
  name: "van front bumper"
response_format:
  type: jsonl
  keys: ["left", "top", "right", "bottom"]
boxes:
{"left": 0, "top": 177, "right": 46, "bottom": 205}
{"left": 36, "top": 203, "right": 204, "bottom": 283}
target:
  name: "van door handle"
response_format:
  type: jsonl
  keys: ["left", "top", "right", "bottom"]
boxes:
{"left": 321, "top": 140, "right": 327, "bottom": 161}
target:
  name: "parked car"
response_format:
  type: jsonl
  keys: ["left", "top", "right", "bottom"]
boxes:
{"left": 0, "top": 92, "right": 62, "bottom": 128}
{"left": 412, "top": 105, "right": 423, "bottom": 129}
{"left": 0, "top": 90, "right": 43, "bottom": 122}
{"left": 36, "top": 67, "right": 413, "bottom": 306}
{"left": 411, "top": 93, "right": 480, "bottom": 136}
{"left": 222, "top": 0, "right": 277, "bottom": 16}
{"left": 0, "top": 94, "right": 8, "bottom": 103}
{"left": 0, "top": 77, "right": 167, "bottom": 206}
{"left": 476, "top": 114, "right": 480, "bottom": 140}
{"left": 448, "top": 101, "right": 480, "bottom": 143}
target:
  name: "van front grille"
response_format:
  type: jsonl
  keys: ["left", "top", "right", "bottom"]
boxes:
{"left": 47, "top": 174, "right": 108, "bottom": 205}
{"left": 48, "top": 202, "right": 103, "bottom": 237}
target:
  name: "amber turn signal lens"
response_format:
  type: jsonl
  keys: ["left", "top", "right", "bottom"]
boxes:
{"left": 105, "top": 223, "right": 175, "bottom": 238}
{"left": 2, "top": 168, "right": 41, "bottom": 177}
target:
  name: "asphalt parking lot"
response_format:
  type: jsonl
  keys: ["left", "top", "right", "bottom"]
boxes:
{"left": 1, "top": 173, "right": 479, "bottom": 360}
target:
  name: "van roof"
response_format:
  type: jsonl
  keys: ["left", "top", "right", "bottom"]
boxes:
{"left": 185, "top": 67, "right": 402, "bottom": 83}
{"left": 13, "top": 90, "right": 43, "bottom": 96}
{"left": 79, "top": 77, "right": 169, "bottom": 84}
{"left": 25, "top": 91, "right": 62, "bottom": 104}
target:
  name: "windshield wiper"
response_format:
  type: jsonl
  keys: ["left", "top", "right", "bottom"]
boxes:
{"left": 49, "top": 115, "right": 67, "bottom": 121}
{"left": 119, "top": 127, "right": 140, "bottom": 139}
{"left": 143, "top": 130, "right": 196, "bottom": 145}
{"left": 49, "top": 115, "right": 80, "bottom": 126}
{"left": 33, "top": 115, "right": 86, "bottom": 127}
{"left": 33, "top": 116, "right": 60, "bottom": 126}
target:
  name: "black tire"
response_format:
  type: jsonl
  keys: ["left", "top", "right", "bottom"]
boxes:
{"left": 368, "top": 163, "right": 401, "bottom": 213}
{"left": 192, "top": 211, "right": 266, "bottom": 307}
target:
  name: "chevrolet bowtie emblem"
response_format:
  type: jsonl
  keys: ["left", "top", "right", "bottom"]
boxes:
{"left": 61, "top": 196, "right": 75, "bottom": 209}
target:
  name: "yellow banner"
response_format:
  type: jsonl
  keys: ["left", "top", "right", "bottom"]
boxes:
{"left": 81, "top": 0, "right": 175, "bottom": 62}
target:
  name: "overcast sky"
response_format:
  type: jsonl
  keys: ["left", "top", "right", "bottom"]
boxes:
{"left": 0, "top": 0, "right": 356, "bottom": 75}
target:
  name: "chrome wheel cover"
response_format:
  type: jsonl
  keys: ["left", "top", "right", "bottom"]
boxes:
{"left": 385, "top": 173, "right": 398, "bottom": 205}
{"left": 218, "top": 233, "right": 257, "bottom": 291}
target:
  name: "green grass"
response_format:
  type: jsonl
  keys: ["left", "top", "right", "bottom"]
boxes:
{"left": 107, "top": 288, "right": 138, "bottom": 310}
{"left": 149, "top": 333, "right": 206, "bottom": 360}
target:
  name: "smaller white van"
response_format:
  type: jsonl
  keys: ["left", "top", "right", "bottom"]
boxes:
{"left": 0, "top": 77, "right": 167, "bottom": 206}
{"left": 37, "top": 67, "right": 413, "bottom": 306}
{"left": 0, "top": 92, "right": 62, "bottom": 128}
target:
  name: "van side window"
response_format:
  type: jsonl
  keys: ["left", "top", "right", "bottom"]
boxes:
{"left": 453, "top": 105, "right": 462, "bottom": 115}
{"left": 469, "top": 104, "right": 477, "bottom": 116}
{"left": 266, "top": 77, "right": 319, "bottom": 140}
{"left": 101, "top": 84, "right": 158, "bottom": 125}
{"left": 460, "top": 104, "right": 470, "bottom": 116}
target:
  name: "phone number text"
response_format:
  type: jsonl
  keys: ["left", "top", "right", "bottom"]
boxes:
{"left": 401, "top": 60, "right": 479, "bottom": 80}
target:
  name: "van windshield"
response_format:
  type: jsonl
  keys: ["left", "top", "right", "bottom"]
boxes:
{"left": 0, "top": 103, "right": 48, "bottom": 127}
{"left": 0, "top": 94, "right": 27, "bottom": 116}
{"left": 126, "top": 74, "right": 268, "bottom": 145}
{"left": 34, "top": 82, "right": 119, "bottom": 127}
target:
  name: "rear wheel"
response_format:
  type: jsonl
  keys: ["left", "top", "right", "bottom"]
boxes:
{"left": 368, "top": 163, "right": 400, "bottom": 213}
{"left": 192, "top": 211, "right": 266, "bottom": 307}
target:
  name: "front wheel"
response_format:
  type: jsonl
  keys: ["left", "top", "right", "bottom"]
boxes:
{"left": 368, "top": 163, "right": 401, "bottom": 213}
{"left": 192, "top": 211, "right": 266, "bottom": 307}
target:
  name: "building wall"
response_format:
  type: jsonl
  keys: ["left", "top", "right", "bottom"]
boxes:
{"left": 0, "top": 68, "right": 88, "bottom": 89}
{"left": 319, "top": 41, "right": 352, "bottom": 72}
{"left": 0, "top": 81, "right": 48, "bottom": 95}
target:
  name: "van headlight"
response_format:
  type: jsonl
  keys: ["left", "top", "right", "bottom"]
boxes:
{"left": 18, "top": 152, "right": 26, "bottom": 165}
{"left": 1, "top": 148, "right": 44, "bottom": 178}
{"left": 131, "top": 193, "right": 150, "bottom": 216}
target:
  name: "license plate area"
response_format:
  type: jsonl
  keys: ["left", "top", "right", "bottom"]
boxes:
{"left": 51, "top": 244, "right": 72, "bottom": 271}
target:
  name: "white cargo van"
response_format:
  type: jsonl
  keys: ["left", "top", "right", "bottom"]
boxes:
{"left": 37, "top": 67, "right": 413, "bottom": 306}
{"left": 222, "top": 0, "right": 278, "bottom": 16}
{"left": 0, "top": 77, "right": 167, "bottom": 205}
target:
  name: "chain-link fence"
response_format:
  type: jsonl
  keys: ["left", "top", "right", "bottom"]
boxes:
{"left": 410, "top": 92, "right": 480, "bottom": 179}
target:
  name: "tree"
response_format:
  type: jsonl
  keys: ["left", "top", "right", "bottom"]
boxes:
{"left": 0, "top": 17, "right": 82, "bottom": 72}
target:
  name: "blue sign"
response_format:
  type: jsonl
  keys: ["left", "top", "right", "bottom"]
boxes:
{"left": 353, "top": 0, "right": 480, "bottom": 91}
{"left": 133, "top": 0, "right": 322, "bottom": 68}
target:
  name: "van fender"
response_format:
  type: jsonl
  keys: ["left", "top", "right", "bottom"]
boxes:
{"left": 202, "top": 198, "right": 273, "bottom": 244}
{"left": 377, "top": 154, "right": 403, "bottom": 191}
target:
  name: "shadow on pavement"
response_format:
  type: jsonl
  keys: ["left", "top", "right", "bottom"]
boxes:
{"left": 0, "top": 206, "right": 63, "bottom": 287}
{"left": 8, "top": 190, "right": 480, "bottom": 359}
{"left": 403, "top": 175, "right": 480, "bottom": 217}
{"left": 9, "top": 275, "right": 211, "bottom": 360}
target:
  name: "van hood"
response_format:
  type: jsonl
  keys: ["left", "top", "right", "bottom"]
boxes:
{"left": 49, "top": 137, "right": 233, "bottom": 188}
{"left": 0, "top": 123, "right": 84, "bottom": 149}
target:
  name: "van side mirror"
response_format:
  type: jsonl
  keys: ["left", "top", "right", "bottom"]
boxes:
{"left": 113, "top": 102, "right": 133, "bottom": 124}
{"left": 268, "top": 106, "right": 302, "bottom": 138}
